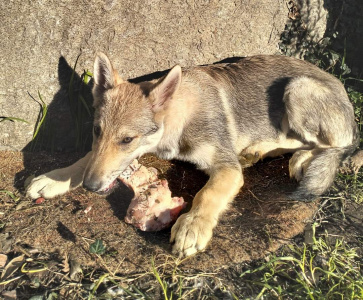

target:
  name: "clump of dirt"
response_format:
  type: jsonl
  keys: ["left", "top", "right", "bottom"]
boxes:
{"left": 0, "top": 151, "right": 317, "bottom": 273}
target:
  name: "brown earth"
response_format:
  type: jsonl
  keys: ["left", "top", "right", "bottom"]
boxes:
{"left": 0, "top": 151, "right": 317, "bottom": 274}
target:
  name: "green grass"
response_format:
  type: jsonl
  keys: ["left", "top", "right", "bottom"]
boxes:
{"left": 67, "top": 53, "right": 94, "bottom": 152}
{"left": 335, "top": 171, "right": 363, "bottom": 204}
{"left": 0, "top": 189, "right": 20, "bottom": 202}
{"left": 26, "top": 231, "right": 359, "bottom": 299}
{"left": 27, "top": 91, "right": 49, "bottom": 151}
{"left": 240, "top": 223, "right": 362, "bottom": 299}
{"left": 348, "top": 86, "right": 363, "bottom": 143}
{"left": 0, "top": 117, "right": 28, "bottom": 124}
{"left": 56, "top": 250, "right": 234, "bottom": 299}
{"left": 31, "top": 91, "right": 48, "bottom": 141}
{"left": 151, "top": 256, "right": 173, "bottom": 300}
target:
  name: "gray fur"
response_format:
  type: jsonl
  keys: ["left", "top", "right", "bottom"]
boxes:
{"left": 171, "top": 55, "right": 359, "bottom": 199}
{"left": 292, "top": 144, "right": 358, "bottom": 201}
{"left": 87, "top": 54, "right": 359, "bottom": 199}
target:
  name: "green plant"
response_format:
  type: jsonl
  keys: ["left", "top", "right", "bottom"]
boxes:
{"left": 347, "top": 87, "right": 363, "bottom": 144}
{"left": 151, "top": 256, "right": 173, "bottom": 300}
{"left": 0, "top": 117, "right": 28, "bottom": 123}
{"left": 0, "top": 189, "right": 20, "bottom": 202}
{"left": 27, "top": 54, "right": 94, "bottom": 152}
{"left": 27, "top": 90, "right": 52, "bottom": 151}
{"left": 89, "top": 239, "right": 106, "bottom": 255}
{"left": 31, "top": 91, "right": 48, "bottom": 141}
{"left": 67, "top": 54, "right": 94, "bottom": 152}
{"left": 336, "top": 171, "right": 363, "bottom": 204}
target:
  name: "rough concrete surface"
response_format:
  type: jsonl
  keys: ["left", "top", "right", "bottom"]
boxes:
{"left": 1, "top": 0, "right": 287, "bottom": 151}
{"left": 0, "top": 0, "right": 329, "bottom": 151}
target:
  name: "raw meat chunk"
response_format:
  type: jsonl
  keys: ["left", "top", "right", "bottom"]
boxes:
{"left": 119, "top": 160, "right": 186, "bottom": 231}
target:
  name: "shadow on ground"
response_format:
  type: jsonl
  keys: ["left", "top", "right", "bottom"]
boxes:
{"left": 1, "top": 151, "right": 317, "bottom": 272}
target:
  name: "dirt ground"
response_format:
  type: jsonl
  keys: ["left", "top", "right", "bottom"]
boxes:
{"left": 1, "top": 150, "right": 362, "bottom": 298}
{"left": 0, "top": 151, "right": 318, "bottom": 273}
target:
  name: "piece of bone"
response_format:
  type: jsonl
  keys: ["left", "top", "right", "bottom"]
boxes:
{"left": 119, "top": 160, "right": 158, "bottom": 189}
{"left": 119, "top": 160, "right": 186, "bottom": 231}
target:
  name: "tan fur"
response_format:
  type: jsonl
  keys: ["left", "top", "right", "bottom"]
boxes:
{"left": 170, "top": 167, "right": 243, "bottom": 257}
{"left": 155, "top": 81, "right": 200, "bottom": 160}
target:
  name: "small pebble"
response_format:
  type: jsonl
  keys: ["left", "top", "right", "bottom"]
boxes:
{"left": 84, "top": 206, "right": 92, "bottom": 214}
{"left": 35, "top": 198, "right": 45, "bottom": 204}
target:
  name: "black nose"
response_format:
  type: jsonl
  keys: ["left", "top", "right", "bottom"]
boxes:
{"left": 82, "top": 180, "right": 101, "bottom": 192}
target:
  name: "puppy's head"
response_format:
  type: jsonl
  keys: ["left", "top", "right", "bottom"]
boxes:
{"left": 83, "top": 53, "right": 181, "bottom": 193}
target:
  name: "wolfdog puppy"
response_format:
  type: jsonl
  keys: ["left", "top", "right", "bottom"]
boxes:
{"left": 27, "top": 53, "right": 360, "bottom": 257}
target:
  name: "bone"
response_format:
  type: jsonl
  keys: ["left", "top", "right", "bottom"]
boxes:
{"left": 119, "top": 160, "right": 186, "bottom": 231}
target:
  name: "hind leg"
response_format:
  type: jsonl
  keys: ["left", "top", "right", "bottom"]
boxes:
{"left": 240, "top": 137, "right": 309, "bottom": 168}
{"left": 239, "top": 151, "right": 261, "bottom": 167}
{"left": 283, "top": 77, "right": 357, "bottom": 200}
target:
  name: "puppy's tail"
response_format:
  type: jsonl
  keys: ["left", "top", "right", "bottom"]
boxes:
{"left": 291, "top": 143, "right": 358, "bottom": 201}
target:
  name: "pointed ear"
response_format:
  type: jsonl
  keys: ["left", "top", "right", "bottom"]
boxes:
{"left": 151, "top": 65, "right": 182, "bottom": 112}
{"left": 93, "top": 52, "right": 123, "bottom": 91}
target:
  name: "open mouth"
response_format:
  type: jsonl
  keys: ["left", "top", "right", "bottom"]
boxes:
{"left": 97, "top": 178, "right": 119, "bottom": 194}
{"left": 95, "top": 160, "right": 139, "bottom": 194}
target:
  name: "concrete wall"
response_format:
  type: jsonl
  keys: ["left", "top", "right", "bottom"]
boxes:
{"left": 0, "top": 0, "right": 327, "bottom": 151}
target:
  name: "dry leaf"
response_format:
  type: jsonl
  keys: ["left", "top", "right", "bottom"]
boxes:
{"left": 1, "top": 255, "right": 25, "bottom": 281}
{"left": 61, "top": 253, "right": 70, "bottom": 273}
{"left": 69, "top": 259, "right": 82, "bottom": 281}
{"left": 2, "top": 289, "right": 17, "bottom": 300}
{"left": 0, "top": 254, "right": 7, "bottom": 268}
{"left": 15, "top": 201, "right": 30, "bottom": 211}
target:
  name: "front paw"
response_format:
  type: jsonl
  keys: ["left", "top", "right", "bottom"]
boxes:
{"left": 26, "top": 173, "right": 70, "bottom": 199}
{"left": 170, "top": 212, "right": 215, "bottom": 258}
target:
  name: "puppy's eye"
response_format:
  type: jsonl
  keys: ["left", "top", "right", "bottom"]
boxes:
{"left": 120, "top": 137, "right": 134, "bottom": 144}
{"left": 94, "top": 125, "right": 101, "bottom": 137}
